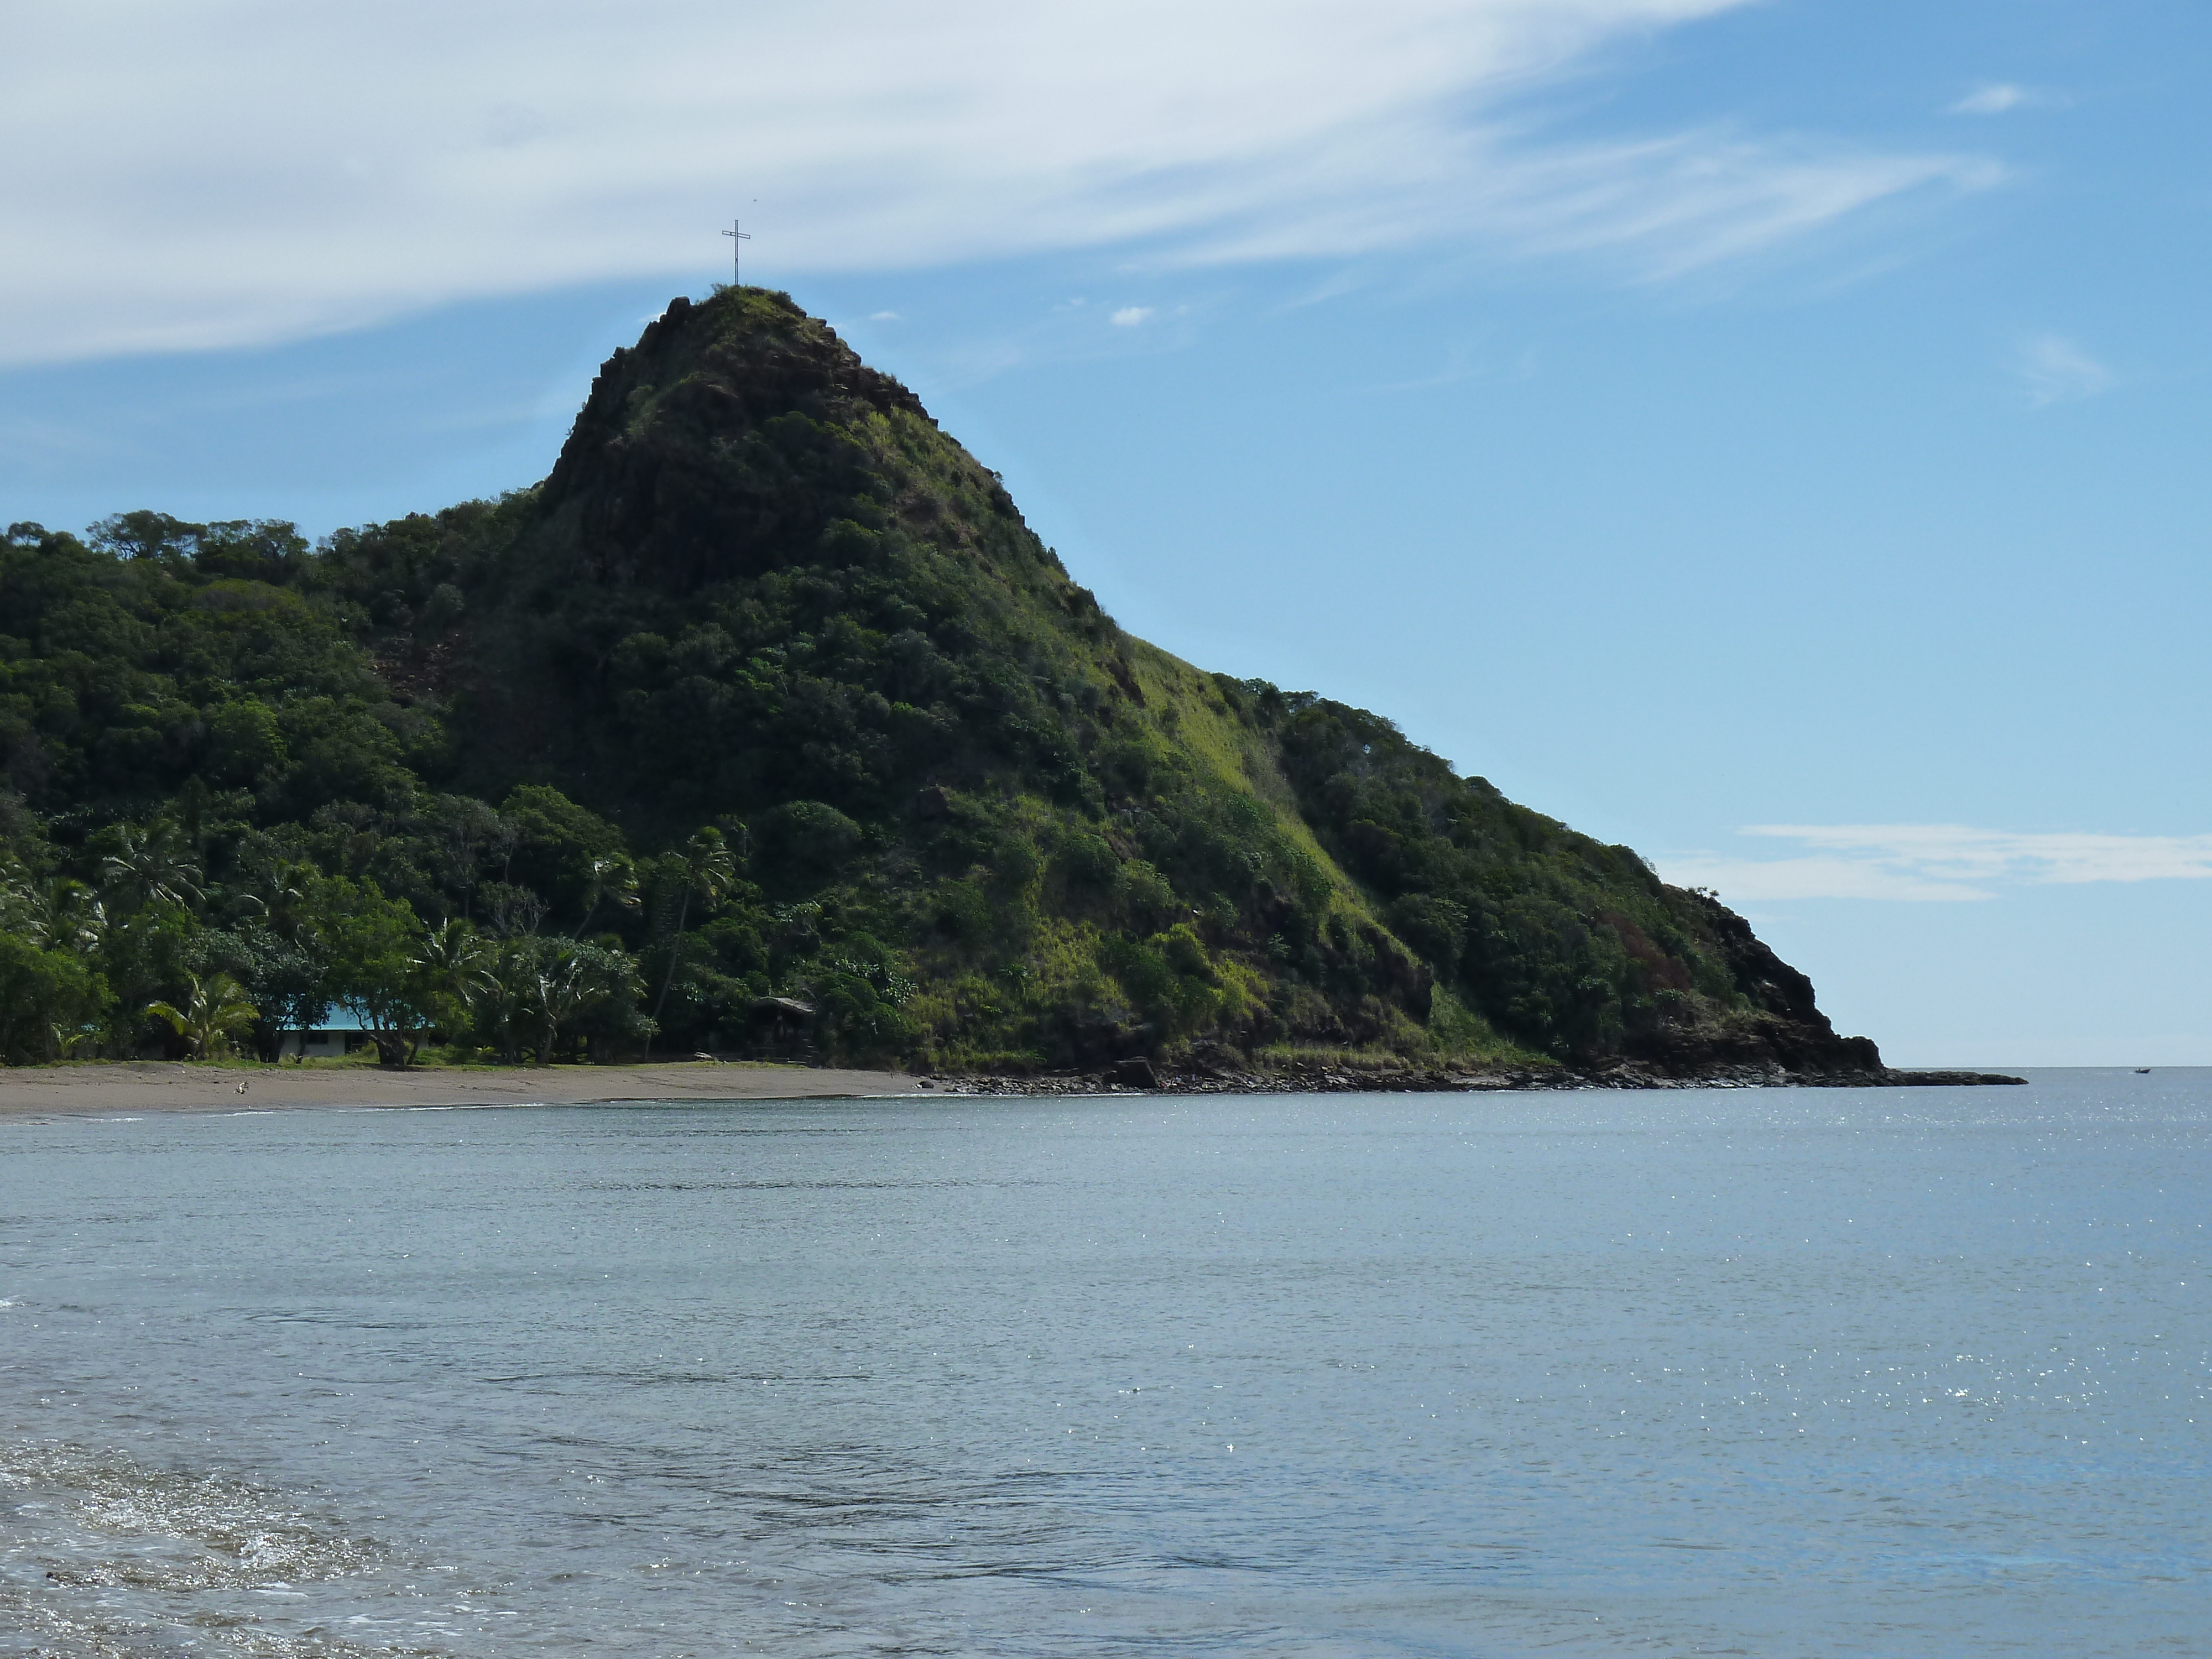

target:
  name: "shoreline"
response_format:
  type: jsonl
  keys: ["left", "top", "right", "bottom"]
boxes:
{"left": 0, "top": 1060, "right": 928, "bottom": 1118}
{"left": 0, "top": 1058, "right": 2027, "bottom": 1119}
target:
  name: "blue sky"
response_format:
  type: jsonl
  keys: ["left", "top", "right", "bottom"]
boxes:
{"left": 4, "top": 0, "right": 2207, "bottom": 1065}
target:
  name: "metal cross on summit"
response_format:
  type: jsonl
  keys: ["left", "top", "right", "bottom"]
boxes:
{"left": 722, "top": 220, "right": 750, "bottom": 285}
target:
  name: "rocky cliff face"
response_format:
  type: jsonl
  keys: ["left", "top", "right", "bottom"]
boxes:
{"left": 541, "top": 292, "right": 936, "bottom": 595}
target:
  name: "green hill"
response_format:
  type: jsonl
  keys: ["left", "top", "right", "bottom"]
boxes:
{"left": 0, "top": 286, "right": 1882, "bottom": 1080}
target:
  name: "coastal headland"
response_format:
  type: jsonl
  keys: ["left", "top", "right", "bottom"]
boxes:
{"left": 0, "top": 289, "right": 1979, "bottom": 1084}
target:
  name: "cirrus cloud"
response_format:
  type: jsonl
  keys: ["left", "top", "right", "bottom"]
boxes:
{"left": 1658, "top": 823, "right": 2212, "bottom": 904}
{"left": 0, "top": 1, "right": 1997, "bottom": 367}
{"left": 1951, "top": 84, "right": 2026, "bottom": 115}
{"left": 2016, "top": 333, "right": 2115, "bottom": 406}
{"left": 1949, "top": 82, "right": 2065, "bottom": 116}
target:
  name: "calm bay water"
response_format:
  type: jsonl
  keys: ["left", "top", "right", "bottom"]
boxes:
{"left": 0, "top": 1072, "right": 2205, "bottom": 1656}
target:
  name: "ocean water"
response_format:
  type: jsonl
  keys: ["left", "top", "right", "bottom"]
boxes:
{"left": 0, "top": 1072, "right": 2204, "bottom": 1657}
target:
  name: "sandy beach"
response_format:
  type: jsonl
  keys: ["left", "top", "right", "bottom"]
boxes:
{"left": 0, "top": 1060, "right": 926, "bottom": 1118}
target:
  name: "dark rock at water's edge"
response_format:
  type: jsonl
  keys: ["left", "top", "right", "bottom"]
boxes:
{"left": 941, "top": 1062, "right": 2028, "bottom": 1097}
{"left": 1108, "top": 1056, "right": 1160, "bottom": 1089}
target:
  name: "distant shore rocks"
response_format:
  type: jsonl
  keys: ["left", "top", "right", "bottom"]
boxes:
{"left": 937, "top": 1061, "right": 2027, "bottom": 1096}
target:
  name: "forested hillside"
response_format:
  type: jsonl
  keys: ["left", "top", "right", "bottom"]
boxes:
{"left": 0, "top": 287, "right": 1881, "bottom": 1078}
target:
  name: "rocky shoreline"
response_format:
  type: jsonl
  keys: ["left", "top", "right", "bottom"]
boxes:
{"left": 932, "top": 1059, "right": 2028, "bottom": 1096}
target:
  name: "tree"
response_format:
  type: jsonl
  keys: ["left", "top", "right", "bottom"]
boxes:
{"left": 427, "top": 795, "right": 510, "bottom": 924}
{"left": 811, "top": 965, "right": 914, "bottom": 1065}
{"left": 476, "top": 936, "right": 642, "bottom": 1062}
{"left": 0, "top": 934, "right": 111, "bottom": 1063}
{"left": 219, "top": 926, "right": 331, "bottom": 1061}
{"left": 500, "top": 784, "right": 629, "bottom": 924}
{"left": 99, "top": 823, "right": 205, "bottom": 913}
{"left": 479, "top": 941, "right": 538, "bottom": 1065}
{"left": 571, "top": 854, "right": 640, "bottom": 940}
{"left": 520, "top": 938, "right": 641, "bottom": 1062}
{"left": 644, "top": 828, "right": 737, "bottom": 1057}
{"left": 1, "top": 866, "right": 107, "bottom": 959}
{"left": 316, "top": 877, "right": 432, "bottom": 1067}
{"left": 144, "top": 972, "right": 258, "bottom": 1060}
{"left": 206, "top": 698, "right": 289, "bottom": 790}
{"left": 96, "top": 902, "right": 207, "bottom": 1059}
{"left": 413, "top": 919, "right": 497, "bottom": 1048}
{"left": 234, "top": 849, "right": 314, "bottom": 935}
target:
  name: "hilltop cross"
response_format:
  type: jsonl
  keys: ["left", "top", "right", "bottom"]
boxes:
{"left": 722, "top": 219, "right": 750, "bottom": 285}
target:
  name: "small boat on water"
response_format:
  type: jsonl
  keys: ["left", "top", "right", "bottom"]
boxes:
{"left": 2135, "top": 1067, "right": 2151, "bottom": 1074}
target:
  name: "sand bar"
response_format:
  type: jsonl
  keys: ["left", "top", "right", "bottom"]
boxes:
{"left": 0, "top": 1060, "right": 925, "bottom": 1118}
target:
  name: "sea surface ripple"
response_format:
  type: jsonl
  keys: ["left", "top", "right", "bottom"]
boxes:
{"left": 1, "top": 1071, "right": 2205, "bottom": 1655}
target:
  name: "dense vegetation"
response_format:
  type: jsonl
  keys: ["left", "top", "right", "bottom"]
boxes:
{"left": 0, "top": 288, "right": 1879, "bottom": 1076}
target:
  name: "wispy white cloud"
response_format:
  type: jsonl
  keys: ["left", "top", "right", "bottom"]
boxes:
{"left": 1179, "top": 129, "right": 1995, "bottom": 283}
{"left": 1110, "top": 306, "right": 1155, "bottom": 327}
{"left": 2016, "top": 333, "right": 2115, "bottom": 406}
{"left": 0, "top": 0, "right": 1997, "bottom": 367}
{"left": 1949, "top": 82, "right": 2065, "bottom": 116}
{"left": 1658, "top": 824, "right": 2212, "bottom": 904}
{"left": 868, "top": 311, "right": 901, "bottom": 322}
{"left": 1660, "top": 854, "right": 1994, "bottom": 902}
{"left": 1950, "top": 84, "right": 2027, "bottom": 115}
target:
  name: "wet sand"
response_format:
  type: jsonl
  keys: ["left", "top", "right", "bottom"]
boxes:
{"left": 0, "top": 1061, "right": 926, "bottom": 1118}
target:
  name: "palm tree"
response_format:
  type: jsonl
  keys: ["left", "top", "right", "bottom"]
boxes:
{"left": 0, "top": 868, "right": 105, "bottom": 956}
{"left": 571, "top": 855, "right": 641, "bottom": 940}
{"left": 0, "top": 859, "right": 33, "bottom": 932}
{"left": 43, "top": 885, "right": 108, "bottom": 957}
{"left": 480, "top": 940, "right": 540, "bottom": 1064}
{"left": 237, "top": 852, "right": 311, "bottom": 935}
{"left": 101, "top": 823, "right": 204, "bottom": 912}
{"left": 145, "top": 973, "right": 259, "bottom": 1060}
{"left": 525, "top": 940, "right": 640, "bottom": 1063}
{"left": 413, "top": 919, "right": 497, "bottom": 1047}
{"left": 644, "top": 828, "right": 737, "bottom": 1058}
